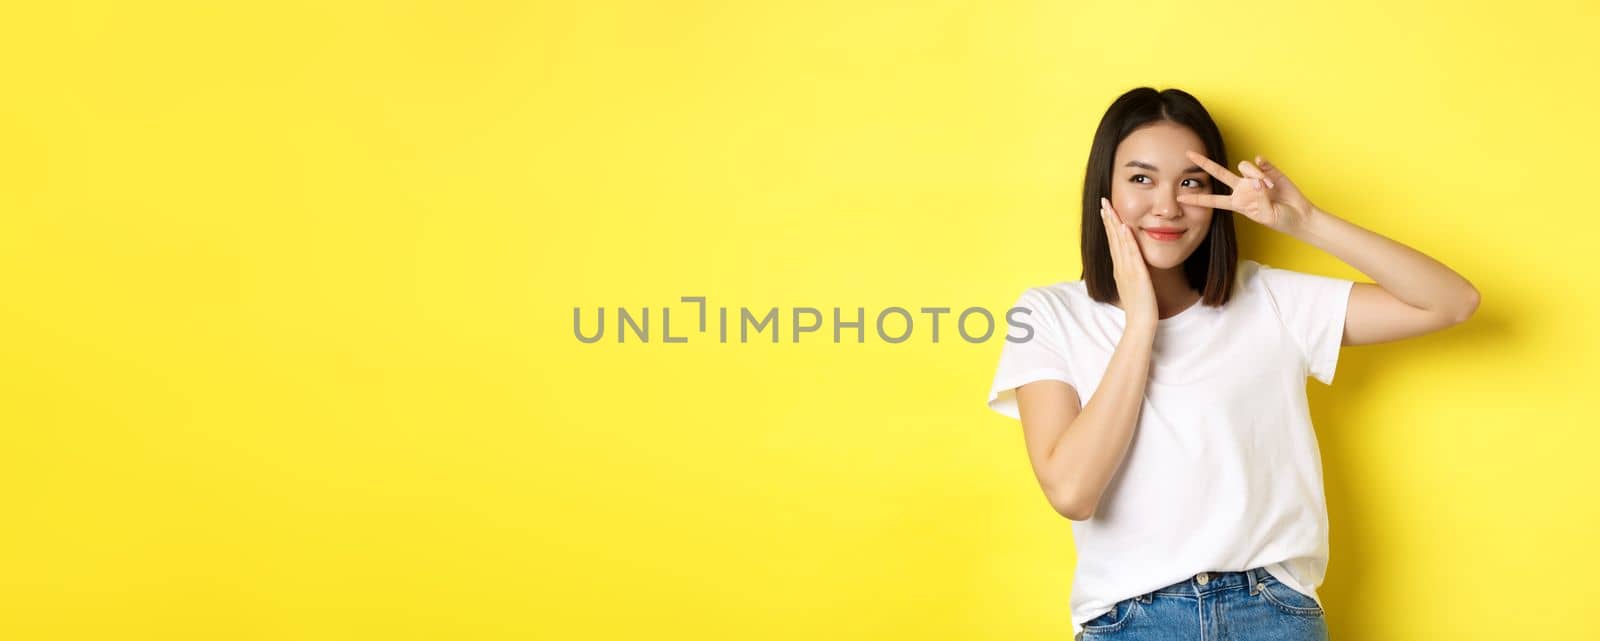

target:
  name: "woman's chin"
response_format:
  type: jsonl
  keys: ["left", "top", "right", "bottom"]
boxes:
{"left": 1142, "top": 253, "right": 1191, "bottom": 271}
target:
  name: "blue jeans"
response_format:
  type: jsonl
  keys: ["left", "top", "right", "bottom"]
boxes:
{"left": 1074, "top": 567, "right": 1329, "bottom": 641}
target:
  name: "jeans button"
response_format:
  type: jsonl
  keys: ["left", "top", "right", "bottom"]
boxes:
{"left": 1197, "top": 572, "right": 1209, "bottom": 585}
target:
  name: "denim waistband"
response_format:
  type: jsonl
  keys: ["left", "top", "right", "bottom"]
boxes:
{"left": 1145, "top": 567, "right": 1274, "bottom": 599}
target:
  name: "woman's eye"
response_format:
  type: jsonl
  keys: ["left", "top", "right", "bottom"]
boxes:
{"left": 1131, "top": 175, "right": 1205, "bottom": 188}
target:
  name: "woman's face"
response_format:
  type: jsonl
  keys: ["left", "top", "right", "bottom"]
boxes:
{"left": 1108, "top": 121, "right": 1216, "bottom": 270}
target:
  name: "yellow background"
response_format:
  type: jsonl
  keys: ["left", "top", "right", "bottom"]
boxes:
{"left": 2, "top": 1, "right": 1596, "bottom": 639}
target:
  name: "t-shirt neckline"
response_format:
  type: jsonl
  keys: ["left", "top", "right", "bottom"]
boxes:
{"left": 1158, "top": 295, "right": 1205, "bottom": 327}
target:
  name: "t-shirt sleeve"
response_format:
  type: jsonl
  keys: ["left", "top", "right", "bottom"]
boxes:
{"left": 1258, "top": 265, "right": 1356, "bottom": 385}
{"left": 986, "top": 288, "right": 1076, "bottom": 420}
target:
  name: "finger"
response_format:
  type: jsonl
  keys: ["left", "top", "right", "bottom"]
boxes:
{"left": 1256, "top": 155, "right": 1286, "bottom": 180}
{"left": 1251, "top": 178, "right": 1273, "bottom": 216}
{"left": 1106, "top": 199, "right": 1137, "bottom": 263}
{"left": 1104, "top": 198, "right": 1137, "bottom": 265}
{"left": 1101, "top": 207, "right": 1116, "bottom": 248}
{"left": 1103, "top": 198, "right": 1127, "bottom": 251}
{"left": 1176, "top": 193, "right": 1233, "bottom": 209}
{"left": 1100, "top": 200, "right": 1122, "bottom": 259}
{"left": 1102, "top": 197, "right": 1126, "bottom": 226}
{"left": 1122, "top": 221, "right": 1144, "bottom": 263}
{"left": 1113, "top": 215, "right": 1134, "bottom": 266}
{"left": 1237, "top": 160, "right": 1274, "bottom": 189}
{"left": 1185, "top": 150, "right": 1240, "bottom": 189}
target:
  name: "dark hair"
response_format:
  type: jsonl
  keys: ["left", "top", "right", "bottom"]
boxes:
{"left": 1081, "top": 87, "right": 1237, "bottom": 307}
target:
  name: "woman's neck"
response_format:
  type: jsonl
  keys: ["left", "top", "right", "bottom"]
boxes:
{"left": 1148, "top": 263, "right": 1200, "bottom": 319}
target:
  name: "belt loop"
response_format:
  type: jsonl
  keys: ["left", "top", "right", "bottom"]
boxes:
{"left": 1248, "top": 567, "right": 1261, "bottom": 595}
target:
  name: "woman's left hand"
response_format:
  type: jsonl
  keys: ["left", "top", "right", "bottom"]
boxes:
{"left": 1177, "top": 150, "right": 1316, "bottom": 235}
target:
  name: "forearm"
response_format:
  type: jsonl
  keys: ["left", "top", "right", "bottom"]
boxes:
{"left": 1050, "top": 321, "right": 1156, "bottom": 518}
{"left": 1293, "top": 207, "right": 1479, "bottom": 317}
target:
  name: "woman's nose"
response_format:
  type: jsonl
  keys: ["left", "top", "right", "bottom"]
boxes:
{"left": 1154, "top": 190, "right": 1180, "bottom": 217}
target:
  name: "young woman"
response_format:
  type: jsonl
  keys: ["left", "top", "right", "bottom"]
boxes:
{"left": 986, "top": 87, "right": 1478, "bottom": 641}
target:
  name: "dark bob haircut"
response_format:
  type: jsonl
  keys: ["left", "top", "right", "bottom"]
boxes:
{"left": 1081, "top": 87, "right": 1238, "bottom": 308}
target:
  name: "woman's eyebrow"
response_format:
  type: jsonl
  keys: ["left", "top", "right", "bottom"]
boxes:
{"left": 1124, "top": 160, "right": 1206, "bottom": 174}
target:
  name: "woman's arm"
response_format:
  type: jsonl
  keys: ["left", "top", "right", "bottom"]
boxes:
{"left": 1178, "top": 151, "right": 1481, "bottom": 347}
{"left": 1292, "top": 207, "right": 1481, "bottom": 346}
{"left": 1017, "top": 320, "right": 1156, "bottom": 521}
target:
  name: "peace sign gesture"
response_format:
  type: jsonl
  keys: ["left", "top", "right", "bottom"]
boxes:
{"left": 1176, "top": 150, "right": 1316, "bottom": 235}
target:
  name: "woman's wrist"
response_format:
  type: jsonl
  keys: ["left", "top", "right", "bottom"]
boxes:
{"left": 1122, "top": 318, "right": 1158, "bottom": 341}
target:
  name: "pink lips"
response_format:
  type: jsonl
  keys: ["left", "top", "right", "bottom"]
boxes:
{"left": 1144, "top": 229, "right": 1184, "bottom": 241}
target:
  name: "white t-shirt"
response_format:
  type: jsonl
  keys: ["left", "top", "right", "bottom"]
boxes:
{"left": 986, "top": 259, "right": 1354, "bottom": 638}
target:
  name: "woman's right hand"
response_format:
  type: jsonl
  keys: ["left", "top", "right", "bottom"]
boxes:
{"left": 1100, "top": 197, "right": 1159, "bottom": 329}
